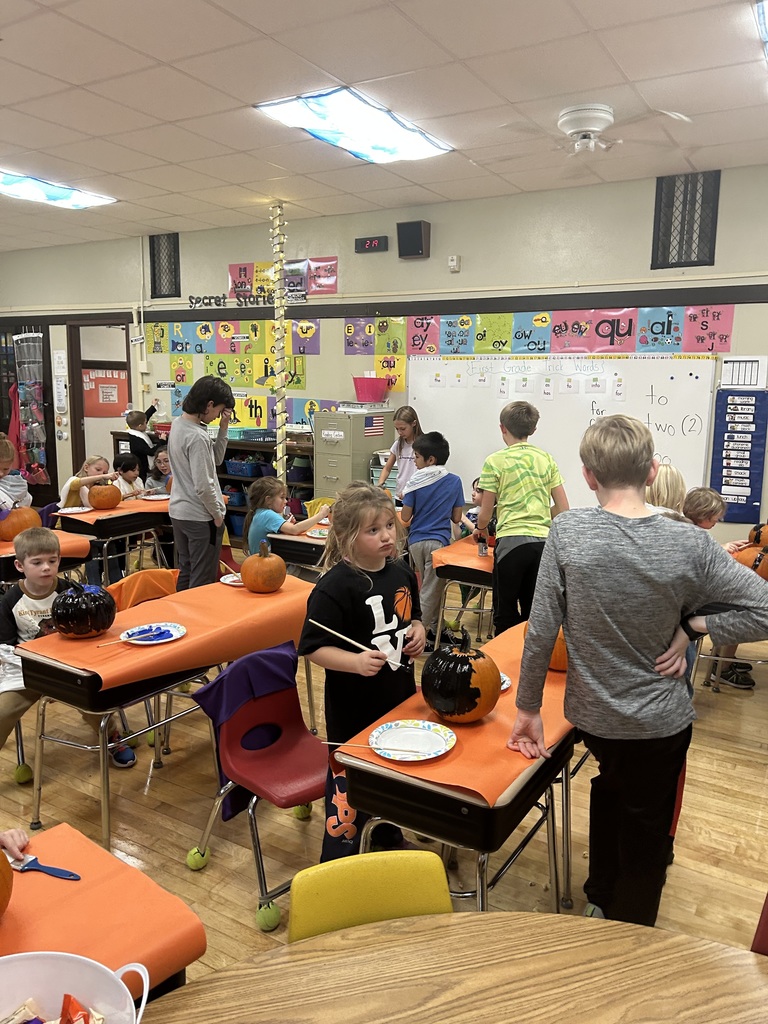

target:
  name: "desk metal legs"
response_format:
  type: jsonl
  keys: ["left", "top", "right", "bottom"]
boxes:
{"left": 436, "top": 581, "right": 494, "bottom": 643}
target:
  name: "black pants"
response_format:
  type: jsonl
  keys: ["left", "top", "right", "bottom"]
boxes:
{"left": 580, "top": 724, "right": 693, "bottom": 926}
{"left": 492, "top": 539, "right": 545, "bottom": 634}
{"left": 321, "top": 762, "right": 403, "bottom": 861}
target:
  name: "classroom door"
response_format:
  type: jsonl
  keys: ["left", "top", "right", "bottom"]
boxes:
{"left": 68, "top": 322, "right": 131, "bottom": 471}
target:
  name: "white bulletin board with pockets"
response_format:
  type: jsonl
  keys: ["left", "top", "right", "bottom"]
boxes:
{"left": 407, "top": 354, "right": 717, "bottom": 507}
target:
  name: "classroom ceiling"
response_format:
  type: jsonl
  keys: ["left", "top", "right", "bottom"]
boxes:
{"left": 0, "top": 0, "right": 764, "bottom": 252}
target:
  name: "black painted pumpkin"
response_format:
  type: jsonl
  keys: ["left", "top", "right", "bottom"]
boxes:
{"left": 421, "top": 627, "right": 502, "bottom": 724}
{"left": 51, "top": 582, "right": 117, "bottom": 639}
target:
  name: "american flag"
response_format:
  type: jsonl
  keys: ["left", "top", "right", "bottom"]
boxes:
{"left": 364, "top": 415, "right": 385, "bottom": 436}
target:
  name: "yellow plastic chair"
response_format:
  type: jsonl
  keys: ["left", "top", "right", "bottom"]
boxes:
{"left": 304, "top": 496, "right": 335, "bottom": 519}
{"left": 287, "top": 850, "right": 453, "bottom": 942}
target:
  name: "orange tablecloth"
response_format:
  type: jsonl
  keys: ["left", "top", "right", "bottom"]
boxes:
{"left": 0, "top": 532, "right": 92, "bottom": 561}
{"left": 431, "top": 535, "right": 493, "bottom": 575}
{"left": 340, "top": 624, "right": 571, "bottom": 806}
{"left": 18, "top": 575, "right": 313, "bottom": 691}
{"left": 56, "top": 497, "right": 169, "bottom": 525}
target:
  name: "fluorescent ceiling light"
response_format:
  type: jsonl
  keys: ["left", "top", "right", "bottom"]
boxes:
{"left": 756, "top": 2, "right": 768, "bottom": 56}
{"left": 0, "top": 170, "right": 116, "bottom": 209}
{"left": 255, "top": 87, "right": 451, "bottom": 164}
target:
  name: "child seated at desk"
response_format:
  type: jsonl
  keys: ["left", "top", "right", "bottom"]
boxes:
{"left": 400, "top": 431, "right": 465, "bottom": 652}
{"left": 145, "top": 447, "right": 172, "bottom": 493}
{"left": 59, "top": 455, "right": 117, "bottom": 509}
{"left": 113, "top": 454, "right": 147, "bottom": 500}
{"left": 243, "top": 477, "right": 329, "bottom": 555}
{"left": 0, "top": 433, "right": 32, "bottom": 511}
{"left": 0, "top": 527, "right": 135, "bottom": 768}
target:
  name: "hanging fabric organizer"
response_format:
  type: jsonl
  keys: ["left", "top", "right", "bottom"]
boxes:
{"left": 12, "top": 329, "right": 50, "bottom": 486}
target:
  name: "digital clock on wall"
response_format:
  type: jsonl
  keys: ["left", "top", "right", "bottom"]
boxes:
{"left": 354, "top": 235, "right": 389, "bottom": 253}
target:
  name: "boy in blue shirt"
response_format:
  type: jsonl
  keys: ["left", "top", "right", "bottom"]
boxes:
{"left": 400, "top": 432, "right": 465, "bottom": 652}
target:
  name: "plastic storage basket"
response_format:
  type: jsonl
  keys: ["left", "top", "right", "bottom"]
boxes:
{"left": 352, "top": 376, "right": 389, "bottom": 402}
{"left": 224, "top": 460, "right": 261, "bottom": 477}
{"left": 227, "top": 512, "right": 246, "bottom": 537}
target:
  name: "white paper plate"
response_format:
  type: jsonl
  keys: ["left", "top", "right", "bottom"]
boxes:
{"left": 367, "top": 719, "right": 456, "bottom": 762}
{"left": 318, "top": 517, "right": 330, "bottom": 525}
{"left": 57, "top": 506, "right": 90, "bottom": 514}
{"left": 142, "top": 493, "right": 169, "bottom": 501}
{"left": 119, "top": 622, "right": 186, "bottom": 645}
{"left": 500, "top": 672, "right": 512, "bottom": 692}
{"left": 306, "top": 527, "right": 329, "bottom": 539}
{"left": 220, "top": 573, "right": 244, "bottom": 587}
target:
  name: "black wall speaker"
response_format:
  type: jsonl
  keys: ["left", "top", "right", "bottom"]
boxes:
{"left": 397, "top": 220, "right": 431, "bottom": 259}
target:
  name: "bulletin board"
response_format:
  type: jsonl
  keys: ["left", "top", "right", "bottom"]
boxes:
{"left": 81, "top": 369, "right": 129, "bottom": 418}
{"left": 407, "top": 354, "right": 718, "bottom": 506}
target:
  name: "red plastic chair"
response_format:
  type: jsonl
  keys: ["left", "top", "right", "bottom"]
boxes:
{"left": 751, "top": 893, "right": 768, "bottom": 954}
{"left": 189, "top": 644, "right": 327, "bottom": 932}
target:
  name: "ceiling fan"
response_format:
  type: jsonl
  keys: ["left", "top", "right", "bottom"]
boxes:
{"left": 555, "top": 103, "right": 692, "bottom": 156}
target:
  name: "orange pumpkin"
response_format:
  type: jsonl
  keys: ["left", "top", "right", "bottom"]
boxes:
{"left": 89, "top": 484, "right": 121, "bottom": 509}
{"left": 0, "top": 850, "right": 12, "bottom": 919}
{"left": 524, "top": 622, "right": 568, "bottom": 672}
{"left": 240, "top": 541, "right": 287, "bottom": 593}
{"left": 0, "top": 503, "right": 42, "bottom": 542}
{"left": 749, "top": 523, "right": 767, "bottom": 545}
{"left": 734, "top": 544, "right": 768, "bottom": 581}
{"left": 421, "top": 628, "right": 501, "bottom": 723}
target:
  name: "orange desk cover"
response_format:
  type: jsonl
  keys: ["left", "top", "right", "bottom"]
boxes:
{"left": 56, "top": 497, "right": 170, "bottom": 526}
{"left": 0, "top": 532, "right": 91, "bottom": 560}
{"left": 18, "top": 575, "right": 313, "bottom": 691}
{"left": 0, "top": 822, "right": 206, "bottom": 997}
{"left": 431, "top": 535, "right": 493, "bottom": 575}
{"left": 340, "top": 624, "right": 572, "bottom": 807}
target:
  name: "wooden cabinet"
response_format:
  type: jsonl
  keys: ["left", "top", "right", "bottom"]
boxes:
{"left": 314, "top": 409, "right": 394, "bottom": 495}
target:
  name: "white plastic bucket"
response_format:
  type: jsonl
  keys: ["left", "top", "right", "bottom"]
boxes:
{"left": 0, "top": 951, "right": 149, "bottom": 1024}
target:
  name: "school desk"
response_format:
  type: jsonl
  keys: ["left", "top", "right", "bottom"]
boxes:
{"left": 432, "top": 535, "right": 494, "bottom": 641}
{"left": 335, "top": 624, "right": 576, "bottom": 911}
{"left": 56, "top": 498, "right": 172, "bottom": 582}
{"left": 17, "top": 575, "right": 314, "bottom": 847}
{"left": 142, "top": 912, "right": 768, "bottom": 1024}
{"left": 267, "top": 530, "right": 325, "bottom": 574}
{"left": 0, "top": 532, "right": 93, "bottom": 585}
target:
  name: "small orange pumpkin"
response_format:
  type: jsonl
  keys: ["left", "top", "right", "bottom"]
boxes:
{"left": 734, "top": 544, "right": 768, "bottom": 581}
{"left": 89, "top": 483, "right": 122, "bottom": 510}
{"left": 240, "top": 541, "right": 287, "bottom": 593}
{"left": 524, "top": 622, "right": 568, "bottom": 672}
{"left": 0, "top": 850, "right": 12, "bottom": 919}
{"left": 0, "top": 503, "right": 42, "bottom": 542}
{"left": 421, "top": 628, "right": 501, "bottom": 723}
{"left": 749, "top": 523, "right": 767, "bottom": 545}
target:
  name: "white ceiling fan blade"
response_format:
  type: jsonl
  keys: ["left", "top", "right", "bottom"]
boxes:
{"left": 655, "top": 109, "right": 693, "bottom": 123}
{"left": 598, "top": 136, "right": 623, "bottom": 150}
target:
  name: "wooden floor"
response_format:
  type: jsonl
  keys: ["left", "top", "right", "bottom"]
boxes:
{"left": 1, "top": 596, "right": 767, "bottom": 978}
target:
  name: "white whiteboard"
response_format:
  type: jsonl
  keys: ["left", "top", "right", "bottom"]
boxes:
{"left": 407, "top": 355, "right": 717, "bottom": 508}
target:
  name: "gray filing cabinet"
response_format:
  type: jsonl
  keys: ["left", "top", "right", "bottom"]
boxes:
{"left": 315, "top": 408, "right": 395, "bottom": 494}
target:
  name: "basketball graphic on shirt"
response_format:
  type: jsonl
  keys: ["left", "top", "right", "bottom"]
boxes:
{"left": 393, "top": 586, "right": 411, "bottom": 621}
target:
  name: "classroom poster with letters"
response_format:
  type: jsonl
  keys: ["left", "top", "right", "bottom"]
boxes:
{"left": 709, "top": 389, "right": 768, "bottom": 523}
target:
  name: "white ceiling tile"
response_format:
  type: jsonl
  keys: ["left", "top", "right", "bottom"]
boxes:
{"left": 0, "top": 109, "right": 86, "bottom": 149}
{"left": 90, "top": 201, "right": 173, "bottom": 223}
{"left": 392, "top": 152, "right": 491, "bottom": 184}
{"left": 67, "top": 174, "right": 169, "bottom": 201}
{"left": 598, "top": 6, "right": 760, "bottom": 80}
{"left": 664, "top": 106, "right": 768, "bottom": 146}
{"left": 0, "top": 151, "right": 101, "bottom": 183}
{"left": 590, "top": 151, "right": 697, "bottom": 182}
{"left": 44, "top": 138, "right": 166, "bottom": 173}
{"left": 206, "top": 0, "right": 385, "bottom": 35}
{"left": 248, "top": 176, "right": 342, "bottom": 202}
{"left": 297, "top": 194, "right": 382, "bottom": 215}
{"left": 571, "top": 0, "right": 742, "bottom": 30}
{"left": 183, "top": 153, "right": 288, "bottom": 185}
{"left": 308, "top": 165, "right": 413, "bottom": 192}
{"left": 689, "top": 137, "right": 768, "bottom": 170}
{"left": 174, "top": 38, "right": 340, "bottom": 105}
{"left": 355, "top": 185, "right": 446, "bottom": 207}
{"left": 256, "top": 140, "right": 360, "bottom": 174}
{"left": 13, "top": 88, "right": 161, "bottom": 135}
{"left": 90, "top": 67, "right": 239, "bottom": 121}
{"left": 466, "top": 35, "right": 626, "bottom": 104}
{"left": 416, "top": 106, "right": 538, "bottom": 149}
{"left": 62, "top": 0, "right": 257, "bottom": 62}
{"left": 182, "top": 184, "right": 269, "bottom": 208}
{"left": 109, "top": 125, "right": 234, "bottom": 164}
{"left": 396, "top": 0, "right": 589, "bottom": 58}
{"left": 274, "top": 8, "right": 448, "bottom": 81}
{"left": 135, "top": 216, "right": 219, "bottom": 234}
{"left": 127, "top": 194, "right": 223, "bottom": 217}
{"left": 178, "top": 108, "right": 299, "bottom": 150}
{"left": 0, "top": 1, "right": 42, "bottom": 28}
{"left": 427, "top": 177, "right": 523, "bottom": 200}
{"left": 0, "top": 58, "right": 70, "bottom": 104}
{"left": 500, "top": 167, "right": 603, "bottom": 191}
{"left": 1, "top": 11, "right": 155, "bottom": 85}
{"left": 122, "top": 164, "right": 227, "bottom": 191}
{"left": 189, "top": 208, "right": 270, "bottom": 227}
{"left": 637, "top": 62, "right": 768, "bottom": 117}
{"left": 357, "top": 64, "right": 504, "bottom": 121}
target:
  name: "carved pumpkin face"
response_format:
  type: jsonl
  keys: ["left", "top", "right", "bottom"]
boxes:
{"left": 0, "top": 504, "right": 42, "bottom": 542}
{"left": 240, "top": 541, "right": 287, "bottom": 593}
{"left": 0, "top": 851, "right": 12, "bottom": 920}
{"left": 393, "top": 586, "right": 411, "bottom": 620}
{"left": 89, "top": 484, "right": 122, "bottom": 510}
{"left": 51, "top": 582, "right": 117, "bottom": 639}
{"left": 421, "top": 629, "right": 501, "bottom": 723}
